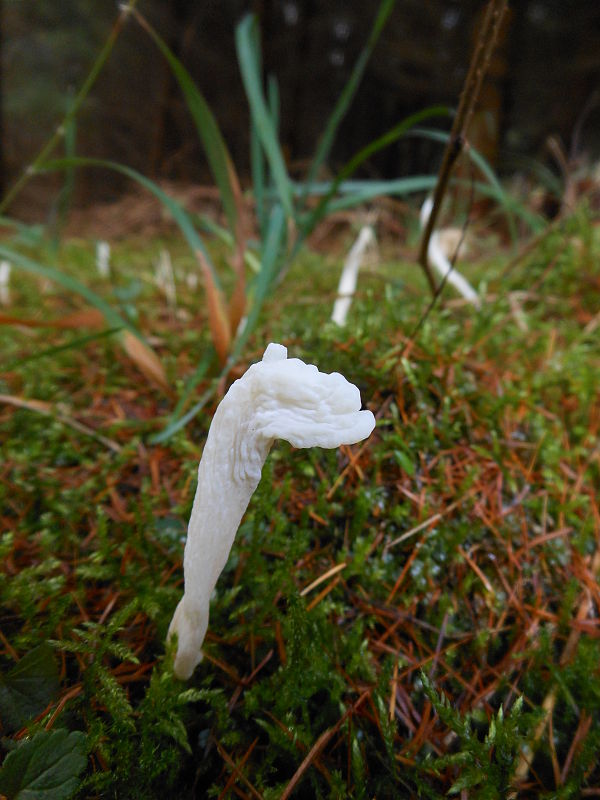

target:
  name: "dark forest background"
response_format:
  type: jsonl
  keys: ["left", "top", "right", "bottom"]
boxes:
{"left": 2, "top": 1, "right": 599, "bottom": 217}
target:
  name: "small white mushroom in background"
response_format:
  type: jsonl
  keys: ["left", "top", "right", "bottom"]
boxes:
{"left": 185, "top": 271, "right": 199, "bottom": 291}
{"left": 331, "top": 226, "right": 376, "bottom": 327}
{"left": 0, "top": 261, "right": 11, "bottom": 306}
{"left": 96, "top": 241, "right": 111, "bottom": 278}
{"left": 155, "top": 249, "right": 176, "bottom": 308}
{"left": 168, "top": 342, "right": 376, "bottom": 679}
{"left": 420, "top": 197, "right": 481, "bottom": 308}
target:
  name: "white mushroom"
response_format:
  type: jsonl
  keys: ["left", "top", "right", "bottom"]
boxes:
{"left": 168, "top": 342, "right": 375, "bottom": 679}
{"left": 95, "top": 241, "right": 111, "bottom": 278}
{"left": 420, "top": 197, "right": 481, "bottom": 308}
{"left": 331, "top": 226, "right": 376, "bottom": 327}
{"left": 155, "top": 249, "right": 176, "bottom": 308}
{"left": 0, "top": 260, "right": 11, "bottom": 306}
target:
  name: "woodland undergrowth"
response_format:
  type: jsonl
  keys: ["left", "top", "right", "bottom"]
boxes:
{"left": 1, "top": 206, "right": 600, "bottom": 798}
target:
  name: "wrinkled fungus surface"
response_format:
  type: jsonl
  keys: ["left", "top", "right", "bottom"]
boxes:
{"left": 168, "top": 342, "right": 375, "bottom": 679}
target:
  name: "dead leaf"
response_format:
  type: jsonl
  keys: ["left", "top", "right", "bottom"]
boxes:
{"left": 227, "top": 154, "right": 248, "bottom": 335}
{"left": 121, "top": 331, "right": 170, "bottom": 392}
{"left": 196, "top": 250, "right": 231, "bottom": 365}
{"left": 57, "top": 309, "right": 106, "bottom": 329}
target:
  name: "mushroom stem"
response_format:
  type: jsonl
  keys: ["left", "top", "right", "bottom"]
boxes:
{"left": 331, "top": 226, "right": 375, "bottom": 327}
{"left": 420, "top": 197, "right": 481, "bottom": 308}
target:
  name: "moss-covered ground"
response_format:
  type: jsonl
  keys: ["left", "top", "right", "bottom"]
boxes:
{"left": 1, "top": 206, "right": 599, "bottom": 798}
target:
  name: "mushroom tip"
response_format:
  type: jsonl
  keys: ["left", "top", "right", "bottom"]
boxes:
{"left": 262, "top": 342, "right": 288, "bottom": 362}
{"left": 336, "top": 408, "right": 376, "bottom": 446}
{"left": 168, "top": 598, "right": 207, "bottom": 680}
{"left": 361, "top": 408, "right": 376, "bottom": 437}
{"left": 173, "top": 650, "right": 203, "bottom": 681}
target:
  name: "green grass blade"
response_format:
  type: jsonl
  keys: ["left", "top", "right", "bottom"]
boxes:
{"left": 54, "top": 98, "right": 77, "bottom": 236}
{"left": 194, "top": 214, "right": 260, "bottom": 272}
{"left": 149, "top": 382, "right": 217, "bottom": 444}
{"left": 301, "top": 171, "right": 544, "bottom": 230}
{"left": 0, "top": 216, "right": 46, "bottom": 247}
{"left": 42, "top": 156, "right": 222, "bottom": 290}
{"left": 150, "top": 206, "right": 286, "bottom": 445}
{"left": 232, "top": 203, "right": 286, "bottom": 357}
{"left": 301, "top": 106, "right": 449, "bottom": 235}
{"left": 410, "top": 127, "right": 525, "bottom": 239}
{"left": 149, "top": 349, "right": 217, "bottom": 445}
{"left": 268, "top": 75, "right": 280, "bottom": 140}
{"left": 503, "top": 152, "right": 564, "bottom": 198}
{"left": 251, "top": 119, "right": 267, "bottom": 240}
{"left": 195, "top": 213, "right": 262, "bottom": 273}
{"left": 170, "top": 350, "right": 215, "bottom": 422}
{"left": 235, "top": 14, "right": 294, "bottom": 219}
{"left": 133, "top": 11, "right": 240, "bottom": 234}
{"left": 291, "top": 177, "right": 436, "bottom": 197}
{"left": 316, "top": 176, "right": 439, "bottom": 212}
{"left": 194, "top": 214, "right": 254, "bottom": 268}
{"left": 462, "top": 180, "right": 546, "bottom": 232}
{"left": 0, "top": 244, "right": 134, "bottom": 333}
{"left": 194, "top": 213, "right": 234, "bottom": 244}
{"left": 6, "top": 327, "right": 122, "bottom": 370}
{"left": 0, "top": 1, "right": 139, "bottom": 215}
{"left": 305, "top": 0, "right": 396, "bottom": 190}
{"left": 256, "top": 204, "right": 286, "bottom": 300}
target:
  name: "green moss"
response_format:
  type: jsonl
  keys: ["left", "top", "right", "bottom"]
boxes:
{"left": 1, "top": 207, "right": 599, "bottom": 796}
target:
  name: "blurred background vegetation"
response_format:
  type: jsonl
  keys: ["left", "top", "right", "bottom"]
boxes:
{"left": 2, "top": 0, "right": 599, "bottom": 218}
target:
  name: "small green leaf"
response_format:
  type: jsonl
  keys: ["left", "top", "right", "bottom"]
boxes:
{"left": 0, "top": 728, "right": 87, "bottom": 800}
{"left": 0, "top": 644, "right": 60, "bottom": 733}
{"left": 448, "top": 768, "right": 485, "bottom": 795}
{"left": 5, "top": 327, "right": 121, "bottom": 371}
{"left": 393, "top": 448, "right": 415, "bottom": 476}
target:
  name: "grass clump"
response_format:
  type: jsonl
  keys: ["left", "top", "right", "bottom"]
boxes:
{"left": 1, "top": 205, "right": 599, "bottom": 797}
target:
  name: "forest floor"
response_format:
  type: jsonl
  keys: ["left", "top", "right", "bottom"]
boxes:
{"left": 1, "top": 201, "right": 600, "bottom": 798}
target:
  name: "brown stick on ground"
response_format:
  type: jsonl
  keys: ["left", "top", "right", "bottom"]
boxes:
{"left": 418, "top": 0, "right": 509, "bottom": 295}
